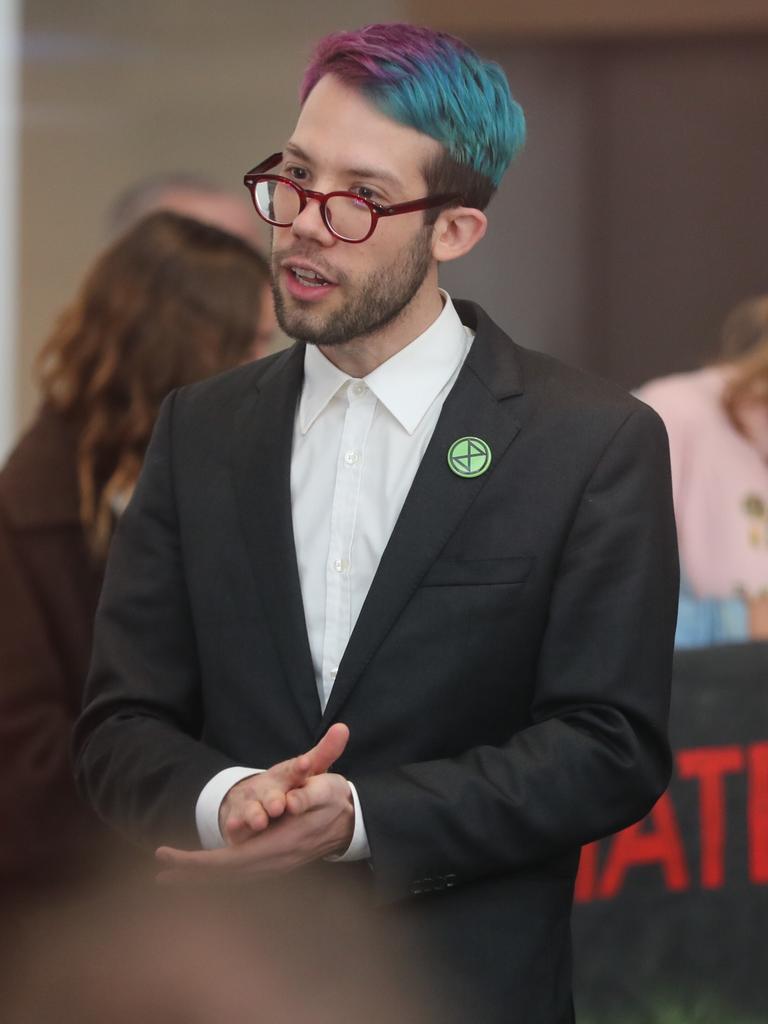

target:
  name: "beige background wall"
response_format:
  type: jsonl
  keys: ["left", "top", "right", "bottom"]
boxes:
{"left": 437, "top": 35, "right": 768, "bottom": 386}
{"left": 16, "top": 2, "right": 768, "bottom": 433}
{"left": 19, "top": 0, "right": 403, "bottom": 428}
{"left": 409, "top": 0, "right": 768, "bottom": 37}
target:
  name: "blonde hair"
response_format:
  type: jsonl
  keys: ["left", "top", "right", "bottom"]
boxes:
{"left": 719, "top": 296, "right": 768, "bottom": 436}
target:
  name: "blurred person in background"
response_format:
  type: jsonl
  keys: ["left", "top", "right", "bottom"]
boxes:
{"left": 107, "top": 171, "right": 267, "bottom": 249}
{"left": 0, "top": 870, "right": 434, "bottom": 1024}
{"left": 0, "top": 211, "right": 271, "bottom": 896}
{"left": 107, "top": 172, "right": 278, "bottom": 353}
{"left": 638, "top": 296, "right": 768, "bottom": 648}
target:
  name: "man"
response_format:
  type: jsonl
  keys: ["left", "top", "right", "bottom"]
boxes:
{"left": 75, "top": 24, "right": 678, "bottom": 1023}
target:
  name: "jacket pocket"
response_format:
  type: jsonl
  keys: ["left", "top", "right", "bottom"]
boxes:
{"left": 421, "top": 556, "right": 534, "bottom": 587}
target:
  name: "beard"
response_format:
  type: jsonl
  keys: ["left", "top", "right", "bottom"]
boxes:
{"left": 271, "top": 228, "right": 433, "bottom": 348}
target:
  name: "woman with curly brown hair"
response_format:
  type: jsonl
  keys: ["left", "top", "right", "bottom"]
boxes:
{"left": 638, "top": 296, "right": 768, "bottom": 648}
{"left": 0, "top": 211, "right": 272, "bottom": 893}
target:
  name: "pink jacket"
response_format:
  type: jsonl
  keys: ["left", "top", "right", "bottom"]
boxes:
{"left": 637, "top": 365, "right": 768, "bottom": 600}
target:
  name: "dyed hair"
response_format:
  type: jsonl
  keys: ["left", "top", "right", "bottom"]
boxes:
{"left": 300, "top": 23, "right": 525, "bottom": 213}
{"left": 38, "top": 211, "right": 271, "bottom": 557}
{"left": 718, "top": 296, "right": 768, "bottom": 436}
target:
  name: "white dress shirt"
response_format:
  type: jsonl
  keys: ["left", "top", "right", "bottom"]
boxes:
{"left": 196, "top": 292, "right": 474, "bottom": 856}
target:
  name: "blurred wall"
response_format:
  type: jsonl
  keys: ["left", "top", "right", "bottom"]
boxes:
{"left": 439, "top": 34, "right": 768, "bottom": 387}
{"left": 409, "top": 0, "right": 768, "bottom": 36}
{"left": 16, "top": 3, "right": 768, "bottom": 438}
{"left": 438, "top": 45, "right": 599, "bottom": 372}
{"left": 18, "top": 0, "right": 403, "bottom": 430}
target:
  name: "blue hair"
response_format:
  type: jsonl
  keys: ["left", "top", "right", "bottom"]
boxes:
{"left": 302, "top": 24, "right": 526, "bottom": 190}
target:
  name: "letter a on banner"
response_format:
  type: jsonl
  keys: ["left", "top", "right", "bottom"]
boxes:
{"left": 598, "top": 792, "right": 691, "bottom": 898}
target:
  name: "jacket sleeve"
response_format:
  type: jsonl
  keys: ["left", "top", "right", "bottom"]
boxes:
{"left": 354, "top": 404, "right": 679, "bottom": 902}
{"left": 73, "top": 392, "right": 237, "bottom": 848}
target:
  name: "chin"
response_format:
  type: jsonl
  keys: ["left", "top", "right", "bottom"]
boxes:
{"left": 278, "top": 309, "right": 328, "bottom": 346}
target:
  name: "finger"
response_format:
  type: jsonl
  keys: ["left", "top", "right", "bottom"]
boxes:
{"left": 305, "top": 723, "right": 350, "bottom": 776}
{"left": 225, "top": 802, "right": 268, "bottom": 839}
{"left": 273, "top": 751, "right": 314, "bottom": 790}
{"left": 258, "top": 787, "right": 288, "bottom": 819}
{"left": 156, "top": 830, "right": 294, "bottom": 871}
{"left": 223, "top": 793, "right": 274, "bottom": 840}
{"left": 155, "top": 827, "right": 298, "bottom": 876}
{"left": 244, "top": 799, "right": 273, "bottom": 831}
{"left": 224, "top": 811, "right": 268, "bottom": 845}
{"left": 285, "top": 785, "right": 314, "bottom": 816}
{"left": 271, "top": 726, "right": 350, "bottom": 790}
{"left": 155, "top": 844, "right": 248, "bottom": 873}
{"left": 156, "top": 844, "right": 204, "bottom": 867}
{"left": 224, "top": 818, "right": 249, "bottom": 844}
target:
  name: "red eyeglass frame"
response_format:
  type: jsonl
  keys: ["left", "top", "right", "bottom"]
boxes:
{"left": 243, "top": 152, "right": 463, "bottom": 243}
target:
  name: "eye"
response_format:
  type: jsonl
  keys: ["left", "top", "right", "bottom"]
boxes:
{"left": 284, "top": 164, "right": 309, "bottom": 182}
{"left": 350, "top": 185, "right": 378, "bottom": 202}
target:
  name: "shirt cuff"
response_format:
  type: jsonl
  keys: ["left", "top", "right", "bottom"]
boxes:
{"left": 326, "top": 781, "right": 370, "bottom": 862}
{"left": 195, "top": 766, "right": 263, "bottom": 849}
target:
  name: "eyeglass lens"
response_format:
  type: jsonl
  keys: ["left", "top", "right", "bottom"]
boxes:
{"left": 253, "top": 180, "right": 373, "bottom": 241}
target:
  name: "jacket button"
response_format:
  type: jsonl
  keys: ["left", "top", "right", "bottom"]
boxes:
{"left": 409, "top": 880, "right": 423, "bottom": 895}
{"left": 445, "top": 873, "right": 457, "bottom": 888}
{"left": 433, "top": 876, "right": 446, "bottom": 891}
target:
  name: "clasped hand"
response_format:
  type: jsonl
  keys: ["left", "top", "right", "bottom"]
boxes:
{"left": 156, "top": 723, "right": 353, "bottom": 883}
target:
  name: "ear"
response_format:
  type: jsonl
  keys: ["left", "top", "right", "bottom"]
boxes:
{"left": 431, "top": 207, "right": 487, "bottom": 264}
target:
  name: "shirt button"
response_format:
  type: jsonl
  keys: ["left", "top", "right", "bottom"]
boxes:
{"left": 344, "top": 450, "right": 360, "bottom": 466}
{"left": 333, "top": 558, "right": 349, "bottom": 573}
{"left": 350, "top": 381, "right": 366, "bottom": 396}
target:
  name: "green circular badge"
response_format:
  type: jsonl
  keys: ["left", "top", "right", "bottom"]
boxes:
{"left": 447, "top": 436, "right": 492, "bottom": 479}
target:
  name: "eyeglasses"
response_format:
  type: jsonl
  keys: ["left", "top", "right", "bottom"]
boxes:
{"left": 243, "top": 153, "right": 462, "bottom": 244}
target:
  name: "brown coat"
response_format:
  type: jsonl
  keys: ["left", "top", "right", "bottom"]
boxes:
{"left": 0, "top": 405, "right": 123, "bottom": 890}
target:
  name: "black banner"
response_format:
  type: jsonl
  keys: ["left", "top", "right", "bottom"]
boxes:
{"left": 573, "top": 643, "right": 768, "bottom": 1024}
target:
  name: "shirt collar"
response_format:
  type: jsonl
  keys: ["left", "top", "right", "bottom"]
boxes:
{"left": 298, "top": 339, "right": 350, "bottom": 434}
{"left": 298, "top": 291, "right": 471, "bottom": 435}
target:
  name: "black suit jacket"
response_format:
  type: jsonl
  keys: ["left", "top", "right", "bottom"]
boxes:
{"left": 75, "top": 301, "right": 678, "bottom": 1022}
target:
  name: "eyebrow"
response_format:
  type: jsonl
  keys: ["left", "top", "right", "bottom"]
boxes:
{"left": 283, "top": 142, "right": 405, "bottom": 190}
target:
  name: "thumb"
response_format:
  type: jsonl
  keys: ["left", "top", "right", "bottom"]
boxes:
{"left": 305, "top": 722, "right": 350, "bottom": 776}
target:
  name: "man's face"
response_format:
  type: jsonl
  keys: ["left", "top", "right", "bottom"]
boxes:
{"left": 270, "top": 74, "right": 442, "bottom": 348}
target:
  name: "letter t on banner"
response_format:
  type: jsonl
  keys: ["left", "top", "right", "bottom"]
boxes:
{"left": 677, "top": 745, "right": 744, "bottom": 890}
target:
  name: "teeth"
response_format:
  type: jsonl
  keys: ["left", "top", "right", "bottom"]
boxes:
{"left": 292, "top": 267, "right": 328, "bottom": 287}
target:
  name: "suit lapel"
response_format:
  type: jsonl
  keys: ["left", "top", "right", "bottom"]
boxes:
{"left": 318, "top": 304, "right": 524, "bottom": 732}
{"left": 230, "top": 344, "right": 322, "bottom": 734}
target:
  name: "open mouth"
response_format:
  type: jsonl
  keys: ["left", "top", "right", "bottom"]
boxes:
{"left": 282, "top": 261, "right": 338, "bottom": 302}
{"left": 290, "top": 266, "right": 331, "bottom": 288}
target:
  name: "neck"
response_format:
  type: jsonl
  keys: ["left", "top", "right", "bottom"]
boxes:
{"left": 318, "top": 277, "right": 444, "bottom": 378}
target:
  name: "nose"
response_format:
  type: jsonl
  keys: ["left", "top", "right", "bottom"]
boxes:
{"left": 290, "top": 195, "right": 336, "bottom": 247}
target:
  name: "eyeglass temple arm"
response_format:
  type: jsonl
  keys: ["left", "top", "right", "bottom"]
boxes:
{"left": 380, "top": 192, "right": 463, "bottom": 216}
{"left": 244, "top": 152, "right": 283, "bottom": 180}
